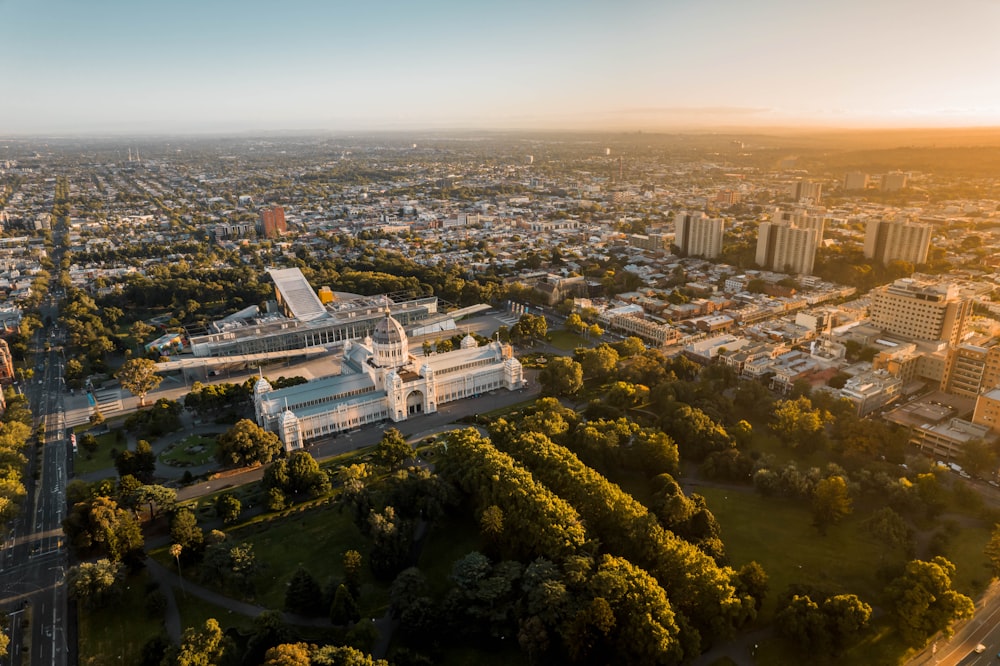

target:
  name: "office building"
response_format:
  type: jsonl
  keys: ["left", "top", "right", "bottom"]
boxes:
{"left": 674, "top": 211, "right": 724, "bottom": 259}
{"left": 755, "top": 221, "right": 817, "bottom": 275}
{"left": 973, "top": 389, "right": 1000, "bottom": 435}
{"left": 864, "top": 219, "right": 931, "bottom": 265}
{"left": 259, "top": 205, "right": 287, "bottom": 239}
{"left": 869, "top": 278, "right": 973, "bottom": 346}
{"left": 843, "top": 172, "right": 869, "bottom": 191}
{"left": 882, "top": 172, "right": 909, "bottom": 192}
{"left": 788, "top": 181, "right": 822, "bottom": 203}
{"left": 940, "top": 341, "right": 1000, "bottom": 398}
{"left": 771, "top": 208, "right": 826, "bottom": 247}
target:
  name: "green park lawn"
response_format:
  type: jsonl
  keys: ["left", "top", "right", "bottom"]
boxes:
{"left": 209, "top": 501, "right": 388, "bottom": 616}
{"left": 173, "top": 587, "right": 255, "bottom": 635}
{"left": 694, "top": 484, "right": 993, "bottom": 666}
{"left": 77, "top": 571, "right": 166, "bottom": 664}
{"left": 72, "top": 430, "right": 124, "bottom": 476}
{"left": 547, "top": 329, "right": 589, "bottom": 351}
{"left": 160, "top": 434, "right": 219, "bottom": 467}
{"left": 693, "top": 485, "right": 887, "bottom": 618}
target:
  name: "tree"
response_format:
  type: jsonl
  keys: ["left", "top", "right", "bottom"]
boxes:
{"left": 565, "top": 313, "right": 585, "bottom": 334}
{"left": 170, "top": 542, "right": 185, "bottom": 593}
{"left": 510, "top": 313, "right": 548, "bottom": 345}
{"left": 227, "top": 542, "right": 258, "bottom": 594}
{"left": 824, "top": 594, "right": 872, "bottom": 651}
{"left": 961, "top": 439, "right": 997, "bottom": 479}
{"left": 480, "top": 504, "right": 505, "bottom": 542}
{"left": 245, "top": 610, "right": 292, "bottom": 665}
{"left": 331, "top": 583, "right": 361, "bottom": 625}
{"left": 115, "top": 358, "right": 163, "bottom": 407}
{"left": 887, "top": 557, "right": 975, "bottom": 644}
{"left": 812, "top": 475, "right": 853, "bottom": 533}
{"left": 62, "top": 496, "right": 144, "bottom": 563}
{"left": 735, "top": 561, "right": 769, "bottom": 614}
{"left": 984, "top": 524, "right": 1000, "bottom": 577}
{"left": 343, "top": 550, "right": 363, "bottom": 598}
{"left": 174, "top": 618, "right": 230, "bottom": 666}
{"left": 216, "top": 419, "right": 282, "bottom": 467}
{"left": 538, "top": 356, "right": 583, "bottom": 396}
{"left": 131, "top": 484, "right": 177, "bottom": 520}
{"left": 129, "top": 320, "right": 156, "bottom": 352}
{"left": 310, "top": 645, "right": 388, "bottom": 666}
{"left": 771, "top": 396, "right": 830, "bottom": 450}
{"left": 612, "top": 336, "right": 645, "bottom": 359}
{"left": 67, "top": 559, "right": 124, "bottom": 609}
{"left": 170, "top": 507, "right": 203, "bottom": 550}
{"left": 264, "top": 643, "right": 312, "bottom": 666}
{"left": 866, "top": 507, "right": 914, "bottom": 560}
{"left": 285, "top": 567, "right": 324, "bottom": 616}
{"left": 216, "top": 493, "right": 242, "bottom": 524}
{"left": 576, "top": 344, "right": 619, "bottom": 381}
{"left": 775, "top": 594, "right": 829, "bottom": 652}
{"left": 374, "top": 428, "right": 412, "bottom": 469}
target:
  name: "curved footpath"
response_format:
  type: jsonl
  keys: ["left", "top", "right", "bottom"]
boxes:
{"left": 141, "top": 426, "right": 474, "bottom": 658}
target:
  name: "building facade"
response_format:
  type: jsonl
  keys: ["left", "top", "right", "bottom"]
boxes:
{"left": 0, "top": 339, "right": 13, "bottom": 383}
{"left": 755, "top": 221, "right": 817, "bottom": 275}
{"left": 255, "top": 313, "right": 524, "bottom": 450}
{"left": 973, "top": 389, "right": 1000, "bottom": 435}
{"left": 940, "top": 342, "right": 1000, "bottom": 398}
{"left": 259, "top": 206, "right": 287, "bottom": 238}
{"left": 869, "top": 278, "right": 972, "bottom": 346}
{"left": 863, "top": 219, "right": 931, "bottom": 266}
{"left": 674, "top": 212, "right": 724, "bottom": 259}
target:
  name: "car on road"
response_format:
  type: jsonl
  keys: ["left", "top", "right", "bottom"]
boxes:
{"left": 975, "top": 643, "right": 985, "bottom": 653}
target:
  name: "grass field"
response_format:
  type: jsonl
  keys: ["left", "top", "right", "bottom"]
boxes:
{"left": 216, "top": 501, "right": 388, "bottom": 616}
{"left": 160, "top": 434, "right": 219, "bottom": 467}
{"left": 693, "top": 482, "right": 993, "bottom": 666}
{"left": 174, "top": 586, "right": 255, "bottom": 635}
{"left": 77, "top": 571, "right": 166, "bottom": 664}
{"left": 693, "top": 485, "right": 887, "bottom": 617}
{"left": 547, "top": 329, "right": 589, "bottom": 351}
{"left": 72, "top": 430, "right": 124, "bottom": 476}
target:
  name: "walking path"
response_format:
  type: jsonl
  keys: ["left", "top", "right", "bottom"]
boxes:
{"left": 143, "top": 425, "right": 480, "bottom": 655}
{"left": 145, "top": 558, "right": 335, "bottom": 629}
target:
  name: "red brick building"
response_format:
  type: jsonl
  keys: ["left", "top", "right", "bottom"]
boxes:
{"left": 259, "top": 206, "right": 286, "bottom": 239}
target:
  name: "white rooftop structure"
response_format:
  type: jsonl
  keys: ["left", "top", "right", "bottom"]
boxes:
{"left": 268, "top": 267, "right": 329, "bottom": 322}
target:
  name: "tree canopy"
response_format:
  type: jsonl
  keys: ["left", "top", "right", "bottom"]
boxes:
{"left": 216, "top": 419, "right": 283, "bottom": 467}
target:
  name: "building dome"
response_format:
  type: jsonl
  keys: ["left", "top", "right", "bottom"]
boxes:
{"left": 372, "top": 313, "right": 409, "bottom": 368}
{"left": 373, "top": 314, "right": 407, "bottom": 346}
{"left": 461, "top": 333, "right": 478, "bottom": 349}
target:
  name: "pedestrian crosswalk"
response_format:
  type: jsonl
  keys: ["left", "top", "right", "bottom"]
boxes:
{"left": 65, "top": 389, "right": 124, "bottom": 427}
{"left": 496, "top": 312, "right": 520, "bottom": 326}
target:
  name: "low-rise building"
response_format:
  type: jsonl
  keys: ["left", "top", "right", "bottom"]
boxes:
{"left": 839, "top": 369, "right": 903, "bottom": 416}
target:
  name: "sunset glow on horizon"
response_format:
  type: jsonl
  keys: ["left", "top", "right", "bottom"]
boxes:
{"left": 3, "top": 0, "right": 1000, "bottom": 134}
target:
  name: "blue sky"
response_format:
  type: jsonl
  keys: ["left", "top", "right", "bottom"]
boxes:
{"left": 3, "top": 0, "right": 1000, "bottom": 134}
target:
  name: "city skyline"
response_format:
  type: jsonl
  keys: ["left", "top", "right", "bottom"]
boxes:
{"left": 3, "top": 0, "right": 1000, "bottom": 134}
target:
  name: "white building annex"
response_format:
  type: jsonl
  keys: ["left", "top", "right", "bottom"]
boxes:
{"left": 254, "top": 311, "right": 525, "bottom": 450}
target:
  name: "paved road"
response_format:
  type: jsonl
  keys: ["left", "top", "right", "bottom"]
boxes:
{"left": 1, "top": 302, "right": 71, "bottom": 666}
{"left": 172, "top": 375, "right": 540, "bottom": 503}
{"left": 906, "top": 580, "right": 1000, "bottom": 666}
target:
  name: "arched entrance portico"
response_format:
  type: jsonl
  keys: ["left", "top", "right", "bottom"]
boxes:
{"left": 406, "top": 390, "right": 424, "bottom": 415}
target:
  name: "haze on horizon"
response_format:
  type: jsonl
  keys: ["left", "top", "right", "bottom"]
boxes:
{"left": 3, "top": 0, "right": 1000, "bottom": 136}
